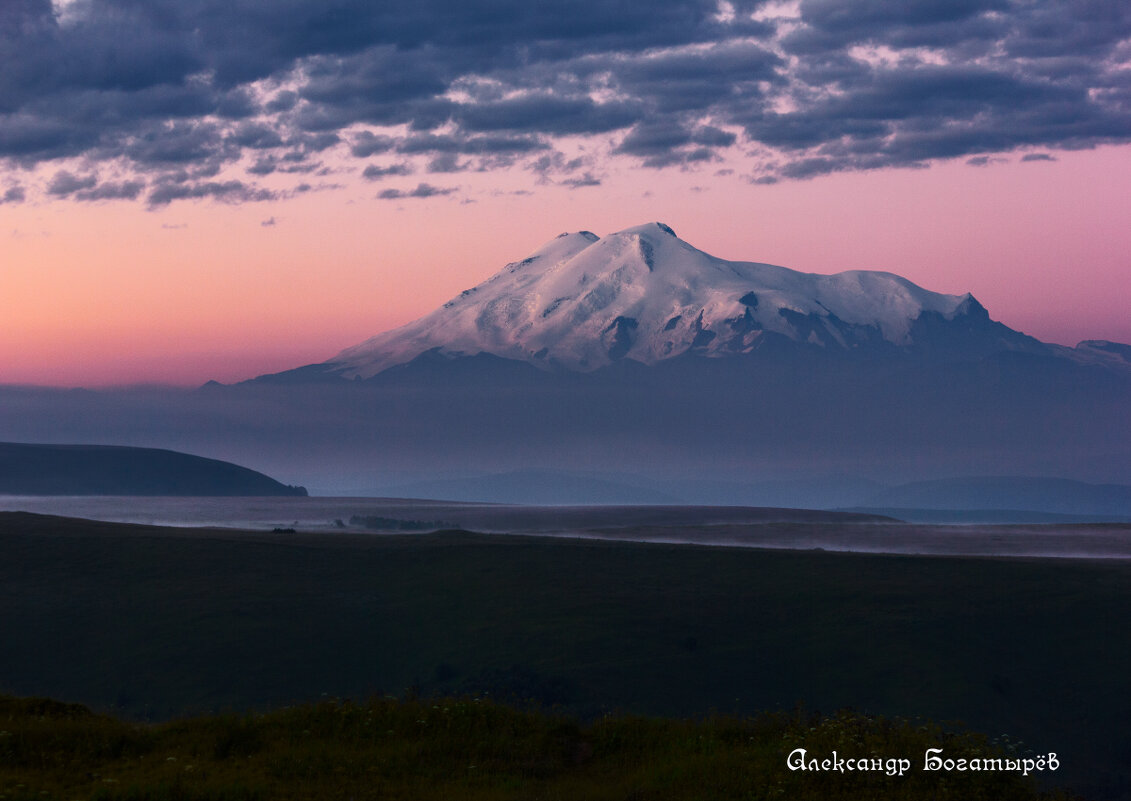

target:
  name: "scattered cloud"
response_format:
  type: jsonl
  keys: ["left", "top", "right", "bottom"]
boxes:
{"left": 0, "top": 0, "right": 1126, "bottom": 204}
{"left": 350, "top": 132, "right": 396, "bottom": 158}
{"left": 561, "top": 172, "right": 602, "bottom": 189}
{"left": 74, "top": 181, "right": 145, "bottom": 201}
{"left": 965, "top": 155, "right": 1007, "bottom": 167}
{"left": 376, "top": 182, "right": 457, "bottom": 200}
{"left": 427, "top": 153, "right": 469, "bottom": 173}
{"left": 362, "top": 163, "right": 413, "bottom": 180}
{"left": 147, "top": 180, "right": 276, "bottom": 207}
{"left": 247, "top": 158, "right": 277, "bottom": 176}
{"left": 47, "top": 170, "right": 97, "bottom": 196}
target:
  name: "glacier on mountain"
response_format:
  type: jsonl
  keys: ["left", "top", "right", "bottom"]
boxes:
{"left": 330, "top": 222, "right": 1004, "bottom": 379}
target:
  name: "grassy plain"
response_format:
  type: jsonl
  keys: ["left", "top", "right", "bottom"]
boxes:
{"left": 0, "top": 512, "right": 1127, "bottom": 798}
{"left": 0, "top": 694, "right": 1074, "bottom": 801}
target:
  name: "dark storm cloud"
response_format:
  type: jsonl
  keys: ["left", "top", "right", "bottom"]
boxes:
{"left": 125, "top": 122, "right": 235, "bottom": 167}
{"left": 2, "top": 0, "right": 1129, "bottom": 203}
{"left": 738, "top": 58, "right": 1131, "bottom": 179}
{"left": 801, "top": 0, "right": 1007, "bottom": 32}
{"left": 1002, "top": 0, "right": 1131, "bottom": 59}
{"left": 785, "top": 0, "right": 1011, "bottom": 53}
{"left": 290, "top": 132, "right": 341, "bottom": 153}
{"left": 741, "top": 65, "right": 1084, "bottom": 150}
{"left": 0, "top": 113, "right": 101, "bottom": 162}
{"left": 294, "top": 46, "right": 454, "bottom": 130}
{"left": 616, "top": 121, "right": 738, "bottom": 166}
{"left": 264, "top": 91, "right": 298, "bottom": 113}
{"left": 617, "top": 121, "right": 697, "bottom": 156}
{"left": 229, "top": 123, "right": 285, "bottom": 150}
{"left": 611, "top": 41, "right": 783, "bottom": 113}
{"left": 456, "top": 94, "right": 640, "bottom": 135}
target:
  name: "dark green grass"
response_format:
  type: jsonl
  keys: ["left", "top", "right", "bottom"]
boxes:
{"left": 0, "top": 513, "right": 1128, "bottom": 798}
{"left": 0, "top": 694, "right": 1076, "bottom": 800}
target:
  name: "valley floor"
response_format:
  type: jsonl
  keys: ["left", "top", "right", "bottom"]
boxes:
{"left": 0, "top": 511, "right": 1127, "bottom": 798}
{"left": 2, "top": 496, "right": 1130, "bottom": 558}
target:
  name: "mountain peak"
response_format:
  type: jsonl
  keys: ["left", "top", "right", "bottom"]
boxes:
{"left": 951, "top": 293, "right": 988, "bottom": 318}
{"left": 323, "top": 224, "right": 1038, "bottom": 379}
{"left": 557, "top": 230, "right": 599, "bottom": 242}
{"left": 611, "top": 221, "right": 678, "bottom": 239}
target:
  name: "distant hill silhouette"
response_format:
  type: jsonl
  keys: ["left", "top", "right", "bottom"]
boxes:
{"left": 863, "top": 476, "right": 1131, "bottom": 517}
{"left": 0, "top": 442, "right": 306, "bottom": 496}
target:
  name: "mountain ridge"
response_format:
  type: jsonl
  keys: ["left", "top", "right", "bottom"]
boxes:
{"left": 252, "top": 222, "right": 1125, "bottom": 384}
{"left": 0, "top": 442, "right": 307, "bottom": 497}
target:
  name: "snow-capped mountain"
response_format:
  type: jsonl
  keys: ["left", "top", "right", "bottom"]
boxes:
{"left": 147, "top": 223, "right": 1131, "bottom": 486}
{"left": 322, "top": 222, "right": 1045, "bottom": 379}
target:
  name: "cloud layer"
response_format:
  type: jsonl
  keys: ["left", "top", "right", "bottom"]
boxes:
{"left": 2, "top": 0, "right": 1128, "bottom": 204}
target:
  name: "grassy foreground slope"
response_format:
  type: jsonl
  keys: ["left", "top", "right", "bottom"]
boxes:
{"left": 0, "top": 695, "right": 1073, "bottom": 801}
{"left": 0, "top": 513, "right": 1127, "bottom": 797}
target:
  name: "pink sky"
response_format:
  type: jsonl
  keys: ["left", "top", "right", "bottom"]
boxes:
{"left": 2, "top": 144, "right": 1129, "bottom": 387}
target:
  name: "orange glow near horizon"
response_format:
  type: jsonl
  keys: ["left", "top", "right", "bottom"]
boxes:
{"left": 2, "top": 145, "right": 1129, "bottom": 387}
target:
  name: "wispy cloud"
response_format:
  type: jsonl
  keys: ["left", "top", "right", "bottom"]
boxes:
{"left": 377, "top": 182, "right": 457, "bottom": 200}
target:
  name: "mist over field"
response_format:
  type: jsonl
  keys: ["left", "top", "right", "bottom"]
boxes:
{"left": 8, "top": 223, "right": 1129, "bottom": 506}
{"left": 3, "top": 346, "right": 1128, "bottom": 501}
